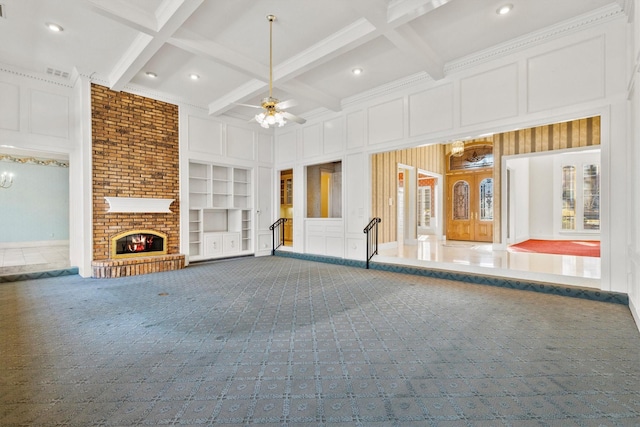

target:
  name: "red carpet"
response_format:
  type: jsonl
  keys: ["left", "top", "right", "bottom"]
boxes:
{"left": 509, "top": 239, "right": 600, "bottom": 257}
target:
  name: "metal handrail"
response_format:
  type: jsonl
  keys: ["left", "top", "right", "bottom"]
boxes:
{"left": 269, "top": 218, "right": 288, "bottom": 255}
{"left": 363, "top": 217, "right": 381, "bottom": 269}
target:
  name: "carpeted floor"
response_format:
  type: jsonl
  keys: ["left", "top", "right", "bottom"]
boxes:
{"left": 509, "top": 239, "right": 601, "bottom": 258}
{"left": 1, "top": 256, "right": 638, "bottom": 426}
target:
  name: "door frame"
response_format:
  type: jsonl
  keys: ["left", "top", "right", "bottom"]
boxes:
{"left": 417, "top": 169, "right": 443, "bottom": 239}
{"left": 397, "top": 163, "right": 416, "bottom": 244}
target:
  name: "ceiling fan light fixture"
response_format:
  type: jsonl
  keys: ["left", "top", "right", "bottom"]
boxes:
{"left": 256, "top": 111, "right": 286, "bottom": 128}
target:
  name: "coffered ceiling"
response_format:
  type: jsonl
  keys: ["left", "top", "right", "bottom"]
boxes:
{"left": 0, "top": 0, "right": 625, "bottom": 125}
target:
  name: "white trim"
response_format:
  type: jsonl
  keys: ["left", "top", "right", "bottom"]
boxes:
{"left": 104, "top": 197, "right": 174, "bottom": 213}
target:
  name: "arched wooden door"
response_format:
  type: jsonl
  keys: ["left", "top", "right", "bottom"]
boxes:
{"left": 446, "top": 171, "right": 493, "bottom": 242}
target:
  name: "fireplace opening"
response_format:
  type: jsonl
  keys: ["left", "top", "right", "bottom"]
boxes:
{"left": 111, "top": 230, "right": 167, "bottom": 259}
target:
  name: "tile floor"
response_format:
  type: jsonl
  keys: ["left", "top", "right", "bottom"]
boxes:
{"left": 376, "top": 235, "right": 601, "bottom": 289}
{"left": 0, "top": 244, "right": 70, "bottom": 276}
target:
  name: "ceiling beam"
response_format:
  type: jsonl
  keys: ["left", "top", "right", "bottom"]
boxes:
{"left": 387, "top": 0, "right": 452, "bottom": 23}
{"left": 92, "top": 0, "right": 204, "bottom": 91}
{"left": 86, "top": 0, "right": 158, "bottom": 33}
{"left": 169, "top": 29, "right": 268, "bottom": 81}
{"left": 278, "top": 80, "right": 342, "bottom": 113}
{"left": 207, "top": 18, "right": 377, "bottom": 116}
{"left": 208, "top": 79, "right": 267, "bottom": 116}
{"left": 385, "top": 25, "right": 444, "bottom": 80}
{"left": 350, "top": 0, "right": 448, "bottom": 80}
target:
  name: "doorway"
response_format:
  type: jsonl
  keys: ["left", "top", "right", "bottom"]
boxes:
{"left": 417, "top": 169, "right": 440, "bottom": 238}
{"left": 446, "top": 171, "right": 494, "bottom": 242}
{"left": 279, "top": 169, "right": 293, "bottom": 246}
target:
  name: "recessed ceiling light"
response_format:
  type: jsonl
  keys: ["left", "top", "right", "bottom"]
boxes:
{"left": 496, "top": 4, "right": 513, "bottom": 15}
{"left": 45, "top": 22, "right": 64, "bottom": 32}
{"left": 352, "top": 68, "right": 363, "bottom": 76}
{"left": 189, "top": 73, "right": 200, "bottom": 80}
{"left": 145, "top": 71, "right": 158, "bottom": 78}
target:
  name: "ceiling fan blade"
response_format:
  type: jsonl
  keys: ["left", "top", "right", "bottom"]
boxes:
{"left": 276, "top": 99, "right": 298, "bottom": 110}
{"left": 282, "top": 111, "right": 306, "bottom": 125}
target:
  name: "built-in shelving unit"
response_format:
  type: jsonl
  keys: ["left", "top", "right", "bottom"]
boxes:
{"left": 188, "top": 162, "right": 253, "bottom": 261}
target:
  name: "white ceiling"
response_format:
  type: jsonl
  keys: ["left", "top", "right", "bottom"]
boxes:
{"left": 0, "top": 0, "right": 623, "bottom": 125}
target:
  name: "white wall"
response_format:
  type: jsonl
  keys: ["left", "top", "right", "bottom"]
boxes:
{"left": 507, "top": 150, "right": 601, "bottom": 242}
{"left": 627, "top": 0, "right": 640, "bottom": 330}
{"left": 0, "top": 69, "right": 75, "bottom": 154}
{"left": 273, "top": 11, "right": 629, "bottom": 296}
{"left": 178, "top": 106, "right": 275, "bottom": 262}
{"left": 0, "top": 160, "right": 69, "bottom": 244}
{"left": 0, "top": 67, "right": 89, "bottom": 272}
{"left": 528, "top": 156, "right": 554, "bottom": 239}
{"left": 505, "top": 157, "right": 531, "bottom": 243}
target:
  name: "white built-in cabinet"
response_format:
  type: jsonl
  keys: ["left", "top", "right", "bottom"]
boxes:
{"left": 189, "top": 162, "right": 252, "bottom": 261}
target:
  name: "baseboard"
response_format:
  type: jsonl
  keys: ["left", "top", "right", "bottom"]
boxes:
{"left": 630, "top": 297, "right": 640, "bottom": 333}
{"left": 0, "top": 240, "right": 69, "bottom": 249}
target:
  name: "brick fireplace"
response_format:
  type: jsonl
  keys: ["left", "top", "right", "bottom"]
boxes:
{"left": 91, "top": 84, "right": 184, "bottom": 278}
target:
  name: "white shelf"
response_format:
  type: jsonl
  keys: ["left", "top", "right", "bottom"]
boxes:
{"left": 188, "top": 162, "right": 253, "bottom": 261}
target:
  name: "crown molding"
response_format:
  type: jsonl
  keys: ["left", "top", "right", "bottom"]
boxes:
{"left": 331, "top": 3, "right": 627, "bottom": 115}
{"left": 617, "top": 0, "right": 633, "bottom": 20}
{"left": 0, "top": 63, "right": 75, "bottom": 88}
{"left": 342, "top": 72, "right": 432, "bottom": 110}
{"left": 86, "top": 72, "right": 207, "bottom": 110}
{"left": 446, "top": 4, "right": 625, "bottom": 74}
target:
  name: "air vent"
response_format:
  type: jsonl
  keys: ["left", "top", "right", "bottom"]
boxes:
{"left": 45, "top": 67, "right": 70, "bottom": 79}
{"left": 0, "top": 4, "right": 5, "bottom": 19}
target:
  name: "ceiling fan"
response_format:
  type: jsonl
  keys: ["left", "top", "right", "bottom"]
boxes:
{"left": 241, "top": 15, "right": 306, "bottom": 128}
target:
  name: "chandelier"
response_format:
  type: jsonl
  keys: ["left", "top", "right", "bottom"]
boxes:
{"left": 1, "top": 171, "right": 14, "bottom": 189}
{"left": 451, "top": 141, "right": 465, "bottom": 157}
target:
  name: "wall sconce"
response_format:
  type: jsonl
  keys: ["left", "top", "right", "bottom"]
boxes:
{"left": 1, "top": 171, "right": 14, "bottom": 189}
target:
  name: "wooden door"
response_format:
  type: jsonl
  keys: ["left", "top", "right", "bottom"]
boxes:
{"left": 446, "top": 172, "right": 493, "bottom": 242}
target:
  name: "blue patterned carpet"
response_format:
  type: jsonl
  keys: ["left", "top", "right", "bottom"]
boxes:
{"left": 1, "top": 256, "right": 639, "bottom": 426}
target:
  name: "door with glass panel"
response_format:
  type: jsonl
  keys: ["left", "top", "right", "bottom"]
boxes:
{"left": 446, "top": 172, "right": 493, "bottom": 242}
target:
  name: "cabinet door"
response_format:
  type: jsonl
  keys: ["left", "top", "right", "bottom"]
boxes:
{"left": 223, "top": 233, "right": 240, "bottom": 254}
{"left": 204, "top": 233, "right": 223, "bottom": 256}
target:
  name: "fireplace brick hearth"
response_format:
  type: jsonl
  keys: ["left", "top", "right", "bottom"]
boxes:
{"left": 92, "top": 254, "right": 185, "bottom": 278}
